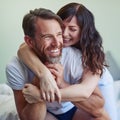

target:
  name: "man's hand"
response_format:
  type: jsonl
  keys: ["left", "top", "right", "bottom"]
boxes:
{"left": 46, "top": 63, "right": 69, "bottom": 89}
{"left": 22, "top": 84, "right": 43, "bottom": 104}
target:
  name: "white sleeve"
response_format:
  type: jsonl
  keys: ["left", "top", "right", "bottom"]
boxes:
{"left": 6, "top": 57, "right": 27, "bottom": 90}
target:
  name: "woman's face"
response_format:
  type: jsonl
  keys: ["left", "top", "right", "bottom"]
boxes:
{"left": 63, "top": 16, "right": 81, "bottom": 47}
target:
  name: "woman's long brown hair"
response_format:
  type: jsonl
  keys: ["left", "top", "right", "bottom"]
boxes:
{"left": 57, "top": 2, "right": 107, "bottom": 75}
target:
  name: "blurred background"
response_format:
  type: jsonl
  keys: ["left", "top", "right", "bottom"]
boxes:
{"left": 0, "top": 0, "right": 120, "bottom": 83}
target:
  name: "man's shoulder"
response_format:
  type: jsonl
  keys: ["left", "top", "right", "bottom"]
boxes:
{"left": 6, "top": 56, "right": 29, "bottom": 74}
{"left": 6, "top": 56, "right": 23, "bottom": 69}
{"left": 6, "top": 56, "right": 34, "bottom": 90}
{"left": 6, "top": 56, "right": 19, "bottom": 68}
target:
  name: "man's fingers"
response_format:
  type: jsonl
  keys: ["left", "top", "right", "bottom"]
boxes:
{"left": 22, "top": 88, "right": 27, "bottom": 94}
{"left": 24, "top": 83, "right": 29, "bottom": 88}
{"left": 22, "top": 88, "right": 30, "bottom": 95}
{"left": 23, "top": 94, "right": 37, "bottom": 104}
{"left": 22, "top": 84, "right": 31, "bottom": 94}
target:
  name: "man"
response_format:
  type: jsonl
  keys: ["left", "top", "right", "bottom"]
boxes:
{"left": 6, "top": 8, "right": 109, "bottom": 120}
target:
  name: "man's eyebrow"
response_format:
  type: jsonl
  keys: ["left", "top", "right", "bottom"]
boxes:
{"left": 39, "top": 33, "right": 51, "bottom": 38}
{"left": 40, "top": 32, "right": 62, "bottom": 37}
{"left": 69, "top": 25, "right": 78, "bottom": 28}
{"left": 57, "top": 31, "right": 62, "bottom": 34}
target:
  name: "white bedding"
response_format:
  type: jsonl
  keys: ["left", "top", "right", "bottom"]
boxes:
{"left": 0, "top": 84, "right": 19, "bottom": 120}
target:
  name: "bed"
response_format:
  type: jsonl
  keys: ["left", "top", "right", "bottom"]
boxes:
{"left": 0, "top": 81, "right": 120, "bottom": 120}
{"left": 0, "top": 84, "right": 19, "bottom": 120}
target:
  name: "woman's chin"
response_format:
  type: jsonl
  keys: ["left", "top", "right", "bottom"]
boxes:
{"left": 63, "top": 43, "right": 71, "bottom": 47}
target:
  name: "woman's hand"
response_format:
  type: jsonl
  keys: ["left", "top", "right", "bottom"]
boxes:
{"left": 39, "top": 71, "right": 61, "bottom": 103}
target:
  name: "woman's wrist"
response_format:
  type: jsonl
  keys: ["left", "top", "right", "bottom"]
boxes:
{"left": 37, "top": 66, "right": 50, "bottom": 80}
{"left": 58, "top": 80, "right": 70, "bottom": 89}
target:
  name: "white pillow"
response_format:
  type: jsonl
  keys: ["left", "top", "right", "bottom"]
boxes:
{"left": 0, "top": 83, "right": 13, "bottom": 95}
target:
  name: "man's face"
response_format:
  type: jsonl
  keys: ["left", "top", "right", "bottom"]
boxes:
{"left": 32, "top": 18, "right": 63, "bottom": 63}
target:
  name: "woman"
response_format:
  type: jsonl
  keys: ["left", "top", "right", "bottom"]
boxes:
{"left": 18, "top": 3, "right": 117, "bottom": 120}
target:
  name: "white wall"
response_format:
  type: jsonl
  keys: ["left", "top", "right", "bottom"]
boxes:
{"left": 0, "top": 0, "right": 120, "bottom": 83}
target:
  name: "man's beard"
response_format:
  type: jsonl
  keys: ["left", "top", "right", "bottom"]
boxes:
{"left": 46, "top": 55, "right": 61, "bottom": 64}
{"left": 35, "top": 43, "right": 62, "bottom": 64}
{"left": 38, "top": 51, "right": 62, "bottom": 64}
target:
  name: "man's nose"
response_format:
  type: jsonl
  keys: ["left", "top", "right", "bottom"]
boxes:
{"left": 51, "top": 37, "right": 59, "bottom": 46}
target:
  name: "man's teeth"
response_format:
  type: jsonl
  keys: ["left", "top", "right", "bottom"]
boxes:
{"left": 51, "top": 49, "right": 59, "bottom": 53}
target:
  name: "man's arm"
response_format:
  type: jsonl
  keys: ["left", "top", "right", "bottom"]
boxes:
{"left": 73, "top": 87, "right": 110, "bottom": 119}
{"left": 13, "top": 90, "right": 46, "bottom": 120}
{"left": 6, "top": 59, "right": 47, "bottom": 120}
{"left": 17, "top": 43, "right": 61, "bottom": 102}
{"left": 73, "top": 87, "right": 104, "bottom": 116}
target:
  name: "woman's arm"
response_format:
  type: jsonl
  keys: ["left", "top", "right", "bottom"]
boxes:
{"left": 18, "top": 43, "right": 48, "bottom": 78}
{"left": 63, "top": 70, "right": 100, "bottom": 101}
{"left": 17, "top": 43, "right": 61, "bottom": 102}
{"left": 47, "top": 64, "right": 109, "bottom": 119}
{"left": 47, "top": 63, "right": 100, "bottom": 101}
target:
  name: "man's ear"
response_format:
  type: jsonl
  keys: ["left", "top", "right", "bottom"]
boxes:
{"left": 24, "top": 35, "right": 34, "bottom": 48}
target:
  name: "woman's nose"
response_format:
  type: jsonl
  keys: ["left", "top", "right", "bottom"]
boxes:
{"left": 63, "top": 28, "right": 69, "bottom": 37}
